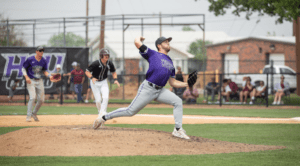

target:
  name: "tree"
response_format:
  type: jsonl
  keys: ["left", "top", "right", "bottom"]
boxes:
{"left": 48, "top": 32, "right": 86, "bottom": 47}
{"left": 0, "top": 14, "right": 27, "bottom": 46}
{"left": 205, "top": 0, "right": 300, "bottom": 23}
{"left": 188, "top": 39, "right": 213, "bottom": 60}
{"left": 200, "top": 0, "right": 300, "bottom": 95}
{"left": 182, "top": 26, "right": 195, "bottom": 31}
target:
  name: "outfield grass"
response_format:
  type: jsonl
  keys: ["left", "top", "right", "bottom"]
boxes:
{"left": 0, "top": 105, "right": 300, "bottom": 118}
{"left": 0, "top": 124, "right": 299, "bottom": 166}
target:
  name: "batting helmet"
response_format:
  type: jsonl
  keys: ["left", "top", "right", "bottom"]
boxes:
{"left": 100, "top": 48, "right": 110, "bottom": 59}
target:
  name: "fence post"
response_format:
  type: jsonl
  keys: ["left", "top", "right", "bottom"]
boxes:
{"left": 266, "top": 73, "right": 269, "bottom": 107}
{"left": 203, "top": 71, "right": 205, "bottom": 97}
{"left": 219, "top": 73, "right": 223, "bottom": 107}
{"left": 24, "top": 78, "right": 27, "bottom": 106}
{"left": 60, "top": 76, "right": 63, "bottom": 105}
{"left": 138, "top": 73, "right": 140, "bottom": 88}
{"left": 122, "top": 15, "right": 125, "bottom": 100}
{"left": 270, "top": 60, "right": 274, "bottom": 95}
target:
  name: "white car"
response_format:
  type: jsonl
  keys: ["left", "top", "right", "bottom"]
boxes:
{"left": 226, "top": 65, "right": 296, "bottom": 93}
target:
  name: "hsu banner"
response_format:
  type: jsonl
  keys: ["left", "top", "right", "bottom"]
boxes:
{"left": 0, "top": 47, "right": 89, "bottom": 95}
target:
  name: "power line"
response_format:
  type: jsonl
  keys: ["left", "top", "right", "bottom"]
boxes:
{"left": 227, "top": 17, "right": 236, "bottom": 37}
{"left": 249, "top": 17, "right": 261, "bottom": 36}
{"left": 236, "top": 19, "right": 247, "bottom": 36}
{"left": 116, "top": 0, "right": 124, "bottom": 14}
{"left": 128, "top": 0, "right": 137, "bottom": 14}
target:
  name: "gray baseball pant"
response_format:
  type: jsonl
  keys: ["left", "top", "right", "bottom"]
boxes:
{"left": 105, "top": 80, "right": 183, "bottom": 129}
{"left": 27, "top": 79, "right": 45, "bottom": 116}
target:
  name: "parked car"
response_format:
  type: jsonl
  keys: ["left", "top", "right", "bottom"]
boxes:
{"left": 226, "top": 65, "right": 296, "bottom": 93}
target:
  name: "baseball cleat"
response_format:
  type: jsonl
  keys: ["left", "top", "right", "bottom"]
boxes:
{"left": 32, "top": 113, "right": 39, "bottom": 122}
{"left": 93, "top": 112, "right": 106, "bottom": 130}
{"left": 26, "top": 116, "right": 32, "bottom": 122}
{"left": 172, "top": 128, "right": 190, "bottom": 140}
{"left": 93, "top": 117, "right": 104, "bottom": 129}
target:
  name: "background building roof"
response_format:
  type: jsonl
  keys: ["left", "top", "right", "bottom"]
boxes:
{"left": 89, "top": 30, "right": 233, "bottom": 59}
{"left": 206, "top": 36, "right": 295, "bottom": 47}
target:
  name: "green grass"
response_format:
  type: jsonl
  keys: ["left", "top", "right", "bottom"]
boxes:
{"left": 0, "top": 127, "right": 31, "bottom": 135}
{"left": 1, "top": 124, "right": 299, "bottom": 166}
{"left": 1, "top": 106, "right": 300, "bottom": 118}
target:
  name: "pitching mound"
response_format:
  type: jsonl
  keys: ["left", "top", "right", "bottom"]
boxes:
{"left": 0, "top": 125, "right": 284, "bottom": 157}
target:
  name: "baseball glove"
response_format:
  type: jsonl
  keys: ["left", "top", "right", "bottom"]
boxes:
{"left": 50, "top": 74, "right": 61, "bottom": 83}
{"left": 187, "top": 71, "right": 197, "bottom": 87}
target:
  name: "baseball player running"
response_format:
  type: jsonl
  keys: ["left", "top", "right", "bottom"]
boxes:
{"left": 85, "top": 48, "right": 120, "bottom": 115}
{"left": 93, "top": 36, "right": 191, "bottom": 139}
{"left": 22, "top": 46, "right": 59, "bottom": 122}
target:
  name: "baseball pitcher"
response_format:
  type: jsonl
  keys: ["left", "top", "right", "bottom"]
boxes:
{"left": 22, "top": 46, "right": 60, "bottom": 122}
{"left": 93, "top": 36, "right": 197, "bottom": 140}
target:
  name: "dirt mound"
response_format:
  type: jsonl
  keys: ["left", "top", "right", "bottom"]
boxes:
{"left": 0, "top": 125, "right": 284, "bottom": 157}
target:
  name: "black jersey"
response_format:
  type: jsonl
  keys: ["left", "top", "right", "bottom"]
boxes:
{"left": 86, "top": 59, "right": 116, "bottom": 81}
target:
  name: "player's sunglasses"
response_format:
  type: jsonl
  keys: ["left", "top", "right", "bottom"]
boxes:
{"left": 38, "top": 50, "right": 44, "bottom": 52}
{"left": 103, "top": 54, "right": 109, "bottom": 57}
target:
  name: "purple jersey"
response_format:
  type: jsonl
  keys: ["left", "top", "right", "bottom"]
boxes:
{"left": 140, "top": 46, "right": 175, "bottom": 86}
{"left": 22, "top": 56, "right": 48, "bottom": 79}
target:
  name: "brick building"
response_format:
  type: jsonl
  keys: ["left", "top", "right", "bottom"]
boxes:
{"left": 206, "top": 37, "right": 296, "bottom": 74}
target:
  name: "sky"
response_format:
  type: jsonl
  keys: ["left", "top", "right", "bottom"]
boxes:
{"left": 0, "top": 0, "right": 293, "bottom": 46}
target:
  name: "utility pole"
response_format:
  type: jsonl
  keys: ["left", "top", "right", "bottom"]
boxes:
{"left": 6, "top": 19, "right": 9, "bottom": 46}
{"left": 33, "top": 20, "right": 36, "bottom": 47}
{"left": 86, "top": 0, "right": 89, "bottom": 47}
{"left": 159, "top": 12, "right": 162, "bottom": 37}
{"left": 100, "top": 0, "right": 106, "bottom": 50}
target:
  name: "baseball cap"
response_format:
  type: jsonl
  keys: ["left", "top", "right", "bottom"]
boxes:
{"left": 36, "top": 46, "right": 44, "bottom": 51}
{"left": 56, "top": 64, "right": 61, "bottom": 69}
{"left": 72, "top": 62, "right": 77, "bottom": 66}
{"left": 155, "top": 36, "right": 172, "bottom": 50}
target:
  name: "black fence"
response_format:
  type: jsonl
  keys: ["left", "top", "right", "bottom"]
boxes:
{"left": 1, "top": 71, "right": 298, "bottom": 107}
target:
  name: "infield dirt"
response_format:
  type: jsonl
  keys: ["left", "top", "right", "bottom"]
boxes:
{"left": 0, "top": 125, "right": 285, "bottom": 157}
